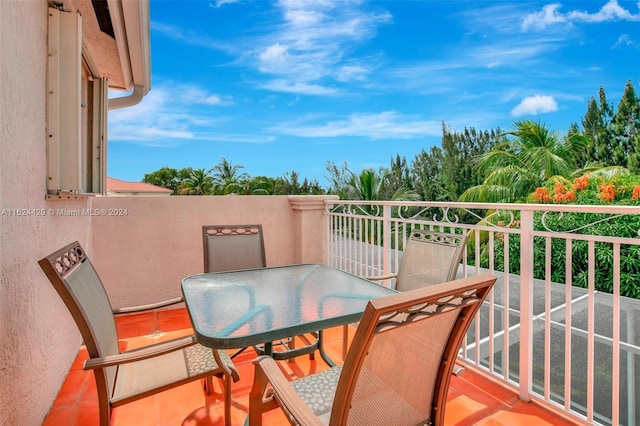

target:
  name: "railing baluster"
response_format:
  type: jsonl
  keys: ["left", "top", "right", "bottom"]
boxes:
{"left": 503, "top": 233, "right": 510, "bottom": 382}
{"left": 382, "top": 205, "right": 391, "bottom": 277}
{"left": 544, "top": 236, "right": 552, "bottom": 401}
{"left": 612, "top": 243, "right": 620, "bottom": 426}
{"left": 519, "top": 210, "right": 534, "bottom": 401}
{"left": 587, "top": 240, "right": 595, "bottom": 422}
{"left": 488, "top": 231, "right": 495, "bottom": 372}
{"left": 564, "top": 238, "right": 572, "bottom": 413}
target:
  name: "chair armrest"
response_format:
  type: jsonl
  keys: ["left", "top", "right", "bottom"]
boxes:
{"left": 251, "top": 356, "right": 324, "bottom": 426}
{"left": 365, "top": 272, "right": 397, "bottom": 281}
{"left": 112, "top": 296, "right": 184, "bottom": 314}
{"left": 84, "top": 335, "right": 197, "bottom": 370}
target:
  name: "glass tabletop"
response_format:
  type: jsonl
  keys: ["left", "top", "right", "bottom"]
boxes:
{"left": 181, "top": 263, "right": 397, "bottom": 349}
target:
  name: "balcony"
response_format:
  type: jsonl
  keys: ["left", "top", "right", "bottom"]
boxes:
{"left": 44, "top": 308, "right": 577, "bottom": 425}
{"left": 37, "top": 195, "right": 639, "bottom": 425}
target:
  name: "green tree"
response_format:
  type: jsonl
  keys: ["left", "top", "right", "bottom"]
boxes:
{"left": 582, "top": 86, "right": 614, "bottom": 166}
{"left": 411, "top": 146, "right": 444, "bottom": 201}
{"left": 381, "top": 155, "right": 413, "bottom": 200}
{"left": 440, "top": 124, "right": 501, "bottom": 201}
{"left": 346, "top": 168, "right": 418, "bottom": 201}
{"left": 325, "top": 161, "right": 352, "bottom": 199}
{"left": 615, "top": 80, "right": 640, "bottom": 172}
{"left": 142, "top": 166, "right": 193, "bottom": 194}
{"left": 221, "top": 176, "right": 268, "bottom": 195}
{"left": 347, "top": 168, "right": 386, "bottom": 201}
{"left": 177, "top": 168, "right": 213, "bottom": 195}
{"left": 210, "top": 157, "right": 248, "bottom": 194}
{"left": 460, "top": 120, "right": 587, "bottom": 203}
{"left": 279, "top": 170, "right": 303, "bottom": 195}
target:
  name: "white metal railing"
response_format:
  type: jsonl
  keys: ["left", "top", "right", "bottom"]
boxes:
{"left": 325, "top": 200, "right": 640, "bottom": 426}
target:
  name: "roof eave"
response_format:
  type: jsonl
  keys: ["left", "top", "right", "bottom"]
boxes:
{"left": 107, "top": 0, "right": 151, "bottom": 108}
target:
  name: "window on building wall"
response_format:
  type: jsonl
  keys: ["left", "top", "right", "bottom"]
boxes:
{"left": 47, "top": 7, "right": 107, "bottom": 196}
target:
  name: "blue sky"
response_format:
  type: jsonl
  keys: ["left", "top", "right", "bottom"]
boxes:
{"left": 108, "top": 0, "right": 640, "bottom": 186}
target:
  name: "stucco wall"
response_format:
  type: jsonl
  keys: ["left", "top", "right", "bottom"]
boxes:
{"left": 89, "top": 195, "right": 335, "bottom": 308}
{"left": 0, "top": 1, "right": 96, "bottom": 424}
{"left": 90, "top": 195, "right": 301, "bottom": 308}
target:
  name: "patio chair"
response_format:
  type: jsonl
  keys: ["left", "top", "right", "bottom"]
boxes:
{"left": 342, "top": 230, "right": 468, "bottom": 359}
{"left": 203, "top": 224, "right": 267, "bottom": 273}
{"left": 369, "top": 230, "right": 467, "bottom": 291}
{"left": 39, "top": 241, "right": 239, "bottom": 426}
{"left": 248, "top": 273, "right": 497, "bottom": 426}
{"left": 203, "top": 225, "right": 319, "bottom": 361}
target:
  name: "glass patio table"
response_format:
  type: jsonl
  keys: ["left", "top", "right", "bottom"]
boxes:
{"left": 181, "top": 263, "right": 397, "bottom": 366}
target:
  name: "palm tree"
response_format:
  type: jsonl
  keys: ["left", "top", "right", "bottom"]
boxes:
{"left": 459, "top": 120, "right": 588, "bottom": 203}
{"left": 225, "top": 177, "right": 272, "bottom": 195}
{"left": 210, "top": 158, "right": 249, "bottom": 194}
{"left": 346, "top": 168, "right": 419, "bottom": 201}
{"left": 177, "top": 168, "right": 213, "bottom": 195}
{"left": 347, "top": 168, "right": 386, "bottom": 201}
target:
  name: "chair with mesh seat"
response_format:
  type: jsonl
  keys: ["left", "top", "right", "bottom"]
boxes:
{"left": 248, "top": 273, "right": 496, "bottom": 426}
{"left": 203, "top": 224, "right": 319, "bottom": 361}
{"left": 369, "top": 229, "right": 467, "bottom": 291}
{"left": 341, "top": 230, "right": 468, "bottom": 359}
{"left": 39, "top": 241, "right": 239, "bottom": 426}
{"left": 203, "top": 224, "right": 267, "bottom": 273}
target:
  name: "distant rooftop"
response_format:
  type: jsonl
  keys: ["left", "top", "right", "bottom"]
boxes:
{"left": 107, "top": 177, "right": 172, "bottom": 196}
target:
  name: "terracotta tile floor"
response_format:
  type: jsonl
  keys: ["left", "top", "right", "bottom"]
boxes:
{"left": 44, "top": 308, "right": 580, "bottom": 426}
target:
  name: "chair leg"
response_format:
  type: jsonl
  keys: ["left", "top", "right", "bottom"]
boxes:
{"left": 248, "top": 362, "right": 269, "bottom": 426}
{"left": 211, "top": 349, "right": 235, "bottom": 426}
{"left": 203, "top": 376, "right": 214, "bottom": 395}
{"left": 224, "top": 372, "right": 232, "bottom": 426}
{"left": 342, "top": 324, "right": 349, "bottom": 359}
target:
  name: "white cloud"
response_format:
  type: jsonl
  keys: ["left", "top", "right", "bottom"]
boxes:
{"left": 211, "top": 0, "right": 239, "bottom": 8}
{"left": 523, "top": 0, "right": 640, "bottom": 31}
{"left": 612, "top": 34, "right": 638, "bottom": 48}
{"left": 197, "top": 133, "right": 275, "bottom": 143}
{"left": 179, "top": 86, "right": 235, "bottom": 106}
{"left": 336, "top": 64, "right": 370, "bottom": 81}
{"left": 258, "top": 43, "right": 291, "bottom": 73}
{"left": 108, "top": 84, "right": 267, "bottom": 146}
{"left": 522, "top": 4, "right": 567, "bottom": 30}
{"left": 250, "top": 1, "right": 391, "bottom": 93}
{"left": 271, "top": 111, "right": 441, "bottom": 139}
{"left": 151, "top": 22, "right": 231, "bottom": 52}
{"left": 260, "top": 80, "right": 338, "bottom": 95}
{"left": 567, "top": 0, "right": 640, "bottom": 23}
{"left": 511, "top": 95, "right": 558, "bottom": 116}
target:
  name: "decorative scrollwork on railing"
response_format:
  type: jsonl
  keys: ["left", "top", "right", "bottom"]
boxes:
{"left": 328, "top": 203, "right": 382, "bottom": 217}
{"left": 396, "top": 205, "right": 518, "bottom": 229}
{"left": 540, "top": 211, "right": 629, "bottom": 234}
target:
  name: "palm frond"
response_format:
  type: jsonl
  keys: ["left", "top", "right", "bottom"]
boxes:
{"left": 458, "top": 184, "right": 513, "bottom": 203}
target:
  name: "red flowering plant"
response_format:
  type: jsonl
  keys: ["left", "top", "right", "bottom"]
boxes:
{"left": 598, "top": 183, "right": 615, "bottom": 203}
{"left": 529, "top": 173, "right": 640, "bottom": 206}
{"left": 508, "top": 173, "right": 640, "bottom": 299}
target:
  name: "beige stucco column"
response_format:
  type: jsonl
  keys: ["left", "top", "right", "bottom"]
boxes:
{"left": 288, "top": 195, "right": 339, "bottom": 264}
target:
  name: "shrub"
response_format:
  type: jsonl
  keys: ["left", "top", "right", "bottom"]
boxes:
{"left": 490, "top": 174, "right": 640, "bottom": 298}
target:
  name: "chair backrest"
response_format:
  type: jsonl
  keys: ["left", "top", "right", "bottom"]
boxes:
{"left": 330, "top": 273, "right": 495, "bottom": 426}
{"left": 396, "top": 230, "right": 467, "bottom": 292}
{"left": 38, "top": 241, "right": 119, "bottom": 398}
{"left": 202, "top": 224, "right": 266, "bottom": 272}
